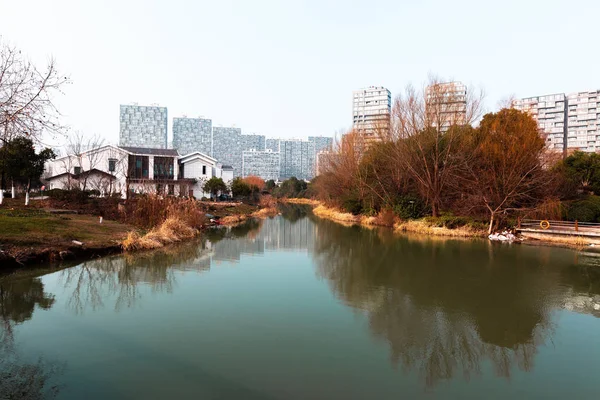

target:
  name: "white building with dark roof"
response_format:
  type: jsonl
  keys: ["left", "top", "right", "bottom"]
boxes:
{"left": 45, "top": 145, "right": 228, "bottom": 199}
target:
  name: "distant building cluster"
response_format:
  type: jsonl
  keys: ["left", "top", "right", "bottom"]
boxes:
{"left": 513, "top": 90, "right": 600, "bottom": 153}
{"left": 352, "top": 83, "right": 600, "bottom": 155}
{"left": 119, "top": 104, "right": 333, "bottom": 181}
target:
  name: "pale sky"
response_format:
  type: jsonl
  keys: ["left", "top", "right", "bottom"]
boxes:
{"left": 1, "top": 0, "right": 598, "bottom": 146}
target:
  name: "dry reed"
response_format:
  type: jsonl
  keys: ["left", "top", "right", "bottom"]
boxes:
{"left": 122, "top": 217, "right": 199, "bottom": 251}
{"left": 284, "top": 198, "right": 320, "bottom": 206}
{"left": 394, "top": 220, "right": 487, "bottom": 238}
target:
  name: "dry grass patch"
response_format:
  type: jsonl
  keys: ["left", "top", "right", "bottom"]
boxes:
{"left": 251, "top": 207, "right": 279, "bottom": 219}
{"left": 395, "top": 220, "right": 486, "bottom": 238}
{"left": 284, "top": 198, "right": 320, "bottom": 206}
{"left": 220, "top": 214, "right": 248, "bottom": 226}
{"left": 313, "top": 204, "right": 360, "bottom": 225}
{"left": 122, "top": 217, "right": 199, "bottom": 251}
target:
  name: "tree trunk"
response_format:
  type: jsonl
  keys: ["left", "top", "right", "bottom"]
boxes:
{"left": 431, "top": 202, "right": 439, "bottom": 218}
{"left": 11, "top": 178, "right": 15, "bottom": 199}
{"left": 488, "top": 212, "right": 495, "bottom": 235}
{"left": 25, "top": 178, "right": 30, "bottom": 206}
{"left": 0, "top": 188, "right": 3, "bottom": 205}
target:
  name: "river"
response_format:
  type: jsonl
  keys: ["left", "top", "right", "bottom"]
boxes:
{"left": 2, "top": 206, "right": 600, "bottom": 399}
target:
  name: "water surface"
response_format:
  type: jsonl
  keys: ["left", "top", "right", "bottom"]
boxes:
{"left": 2, "top": 207, "right": 600, "bottom": 399}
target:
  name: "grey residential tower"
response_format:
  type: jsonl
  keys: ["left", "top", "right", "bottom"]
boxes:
{"left": 119, "top": 104, "right": 168, "bottom": 149}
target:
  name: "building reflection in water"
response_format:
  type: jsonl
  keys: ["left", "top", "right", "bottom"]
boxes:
{"left": 3, "top": 205, "right": 600, "bottom": 390}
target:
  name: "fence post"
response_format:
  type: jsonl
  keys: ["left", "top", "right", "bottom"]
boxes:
{"left": 575, "top": 220, "right": 579, "bottom": 232}
{"left": 517, "top": 217, "right": 521, "bottom": 229}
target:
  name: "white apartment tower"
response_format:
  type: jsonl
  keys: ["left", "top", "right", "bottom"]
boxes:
{"left": 512, "top": 94, "right": 567, "bottom": 152}
{"left": 566, "top": 90, "right": 600, "bottom": 152}
{"left": 425, "top": 81, "right": 467, "bottom": 132}
{"left": 514, "top": 89, "right": 600, "bottom": 153}
{"left": 352, "top": 86, "right": 391, "bottom": 139}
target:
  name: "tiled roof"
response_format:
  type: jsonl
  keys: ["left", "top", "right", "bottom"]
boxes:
{"left": 119, "top": 146, "right": 179, "bottom": 156}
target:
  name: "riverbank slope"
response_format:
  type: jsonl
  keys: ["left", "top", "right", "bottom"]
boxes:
{"left": 284, "top": 199, "right": 488, "bottom": 238}
{"left": 0, "top": 198, "right": 273, "bottom": 270}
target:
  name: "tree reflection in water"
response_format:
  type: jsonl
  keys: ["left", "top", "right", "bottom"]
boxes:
{"left": 311, "top": 219, "right": 561, "bottom": 387}
{"left": 3, "top": 212, "right": 600, "bottom": 393}
{"left": 59, "top": 239, "right": 215, "bottom": 313}
{"left": 0, "top": 276, "right": 63, "bottom": 399}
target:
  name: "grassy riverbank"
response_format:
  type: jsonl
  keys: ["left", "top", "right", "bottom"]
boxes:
{"left": 0, "top": 205, "right": 132, "bottom": 268}
{"left": 285, "top": 199, "right": 488, "bottom": 238}
{"left": 0, "top": 196, "right": 275, "bottom": 269}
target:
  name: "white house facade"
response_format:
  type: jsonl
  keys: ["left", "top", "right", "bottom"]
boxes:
{"left": 45, "top": 145, "right": 231, "bottom": 199}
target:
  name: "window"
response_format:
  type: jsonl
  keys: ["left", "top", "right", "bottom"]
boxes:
{"left": 153, "top": 157, "right": 174, "bottom": 179}
{"left": 74, "top": 166, "right": 81, "bottom": 175}
{"left": 108, "top": 159, "right": 117, "bottom": 172}
{"left": 128, "top": 155, "right": 149, "bottom": 179}
{"left": 202, "top": 165, "right": 207, "bottom": 175}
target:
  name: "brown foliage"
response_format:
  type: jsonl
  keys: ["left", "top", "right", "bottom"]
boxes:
{"left": 243, "top": 176, "right": 265, "bottom": 190}
{"left": 460, "top": 108, "right": 549, "bottom": 233}
{"left": 121, "top": 195, "right": 206, "bottom": 229}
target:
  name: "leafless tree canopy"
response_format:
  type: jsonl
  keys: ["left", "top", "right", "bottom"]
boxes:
{"left": 388, "top": 77, "right": 484, "bottom": 216}
{"left": 0, "top": 38, "right": 69, "bottom": 144}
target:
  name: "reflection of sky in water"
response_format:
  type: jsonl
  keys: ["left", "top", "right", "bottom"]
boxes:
{"left": 2, "top": 212, "right": 600, "bottom": 399}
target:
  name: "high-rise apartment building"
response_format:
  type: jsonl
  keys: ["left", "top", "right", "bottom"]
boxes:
{"left": 308, "top": 136, "right": 333, "bottom": 154}
{"left": 279, "top": 139, "right": 315, "bottom": 181}
{"left": 241, "top": 134, "right": 266, "bottom": 151}
{"left": 512, "top": 94, "right": 567, "bottom": 152}
{"left": 514, "top": 89, "right": 600, "bottom": 152}
{"left": 425, "top": 81, "right": 467, "bottom": 132}
{"left": 172, "top": 117, "right": 212, "bottom": 156}
{"left": 352, "top": 86, "right": 391, "bottom": 140}
{"left": 212, "top": 127, "right": 243, "bottom": 176}
{"left": 566, "top": 91, "right": 600, "bottom": 152}
{"left": 265, "top": 138, "right": 280, "bottom": 152}
{"left": 242, "top": 150, "right": 280, "bottom": 181}
{"left": 119, "top": 105, "right": 168, "bottom": 149}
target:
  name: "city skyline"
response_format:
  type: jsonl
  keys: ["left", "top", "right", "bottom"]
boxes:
{"left": 2, "top": 0, "right": 599, "bottom": 147}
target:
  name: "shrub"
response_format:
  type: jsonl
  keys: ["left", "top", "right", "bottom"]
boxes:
{"left": 565, "top": 196, "right": 600, "bottom": 222}
{"left": 424, "top": 215, "right": 473, "bottom": 229}
{"left": 342, "top": 198, "right": 362, "bottom": 215}
{"left": 231, "top": 177, "right": 252, "bottom": 198}
{"left": 392, "top": 195, "right": 429, "bottom": 220}
{"left": 46, "top": 188, "right": 90, "bottom": 203}
{"left": 375, "top": 208, "right": 396, "bottom": 227}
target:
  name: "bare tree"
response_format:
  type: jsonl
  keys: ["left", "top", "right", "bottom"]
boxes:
{"left": 64, "top": 132, "right": 105, "bottom": 191}
{"left": 0, "top": 39, "right": 69, "bottom": 144}
{"left": 390, "top": 77, "right": 484, "bottom": 216}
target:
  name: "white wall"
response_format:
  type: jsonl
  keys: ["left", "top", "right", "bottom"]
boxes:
{"left": 45, "top": 146, "right": 129, "bottom": 197}
{"left": 181, "top": 156, "right": 215, "bottom": 199}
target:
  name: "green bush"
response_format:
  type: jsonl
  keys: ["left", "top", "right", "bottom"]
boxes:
{"left": 392, "top": 196, "right": 429, "bottom": 220}
{"left": 231, "top": 177, "right": 252, "bottom": 198}
{"left": 362, "top": 207, "right": 377, "bottom": 217}
{"left": 565, "top": 196, "right": 600, "bottom": 222}
{"left": 46, "top": 188, "right": 91, "bottom": 203}
{"left": 424, "top": 215, "right": 474, "bottom": 229}
{"left": 342, "top": 198, "right": 363, "bottom": 215}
